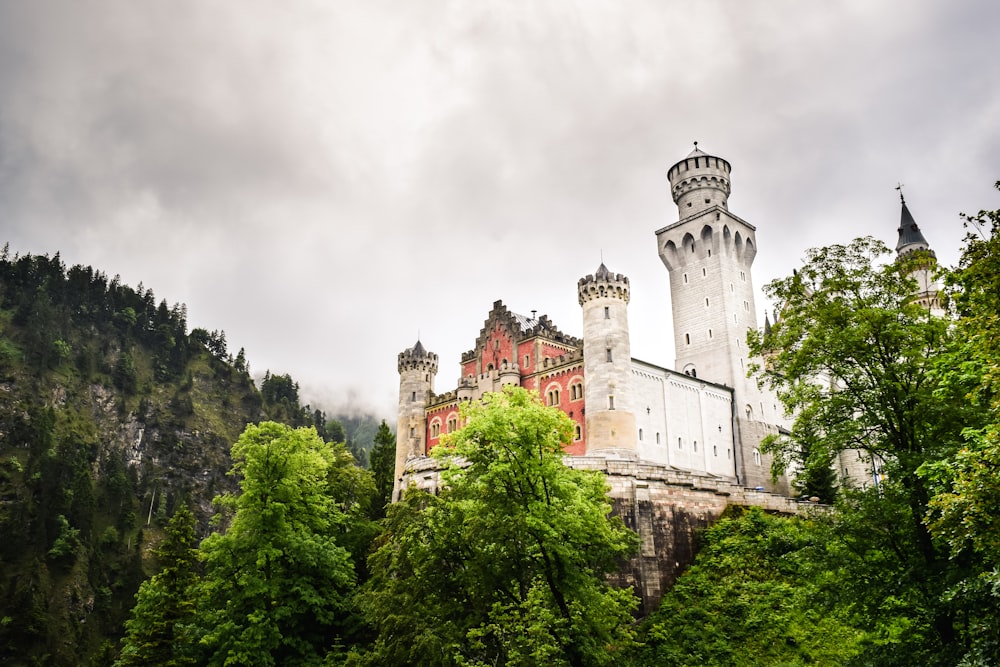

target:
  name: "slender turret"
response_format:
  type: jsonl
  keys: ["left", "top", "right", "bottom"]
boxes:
{"left": 895, "top": 189, "right": 943, "bottom": 315}
{"left": 578, "top": 263, "right": 637, "bottom": 456}
{"left": 395, "top": 340, "right": 438, "bottom": 499}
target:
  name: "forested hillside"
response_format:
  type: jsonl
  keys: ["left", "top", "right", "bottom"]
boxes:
{"left": 0, "top": 247, "right": 387, "bottom": 664}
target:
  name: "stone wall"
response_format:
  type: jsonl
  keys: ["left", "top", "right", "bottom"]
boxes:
{"left": 400, "top": 453, "right": 822, "bottom": 615}
{"left": 566, "top": 455, "right": 814, "bottom": 614}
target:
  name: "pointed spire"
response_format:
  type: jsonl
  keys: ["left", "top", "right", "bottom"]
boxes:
{"left": 895, "top": 190, "right": 930, "bottom": 253}
{"left": 595, "top": 262, "right": 611, "bottom": 280}
{"left": 410, "top": 339, "right": 426, "bottom": 356}
{"left": 763, "top": 313, "right": 772, "bottom": 336}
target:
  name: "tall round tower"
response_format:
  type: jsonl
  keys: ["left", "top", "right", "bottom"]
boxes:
{"left": 657, "top": 145, "right": 757, "bottom": 391}
{"left": 656, "top": 145, "right": 787, "bottom": 492}
{"left": 395, "top": 340, "right": 438, "bottom": 499}
{"left": 578, "top": 263, "right": 638, "bottom": 456}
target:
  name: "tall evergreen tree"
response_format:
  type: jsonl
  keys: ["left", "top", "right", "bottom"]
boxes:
{"left": 116, "top": 505, "right": 199, "bottom": 667}
{"left": 368, "top": 420, "right": 395, "bottom": 519}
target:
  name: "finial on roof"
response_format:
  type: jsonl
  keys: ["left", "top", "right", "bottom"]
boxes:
{"left": 896, "top": 182, "right": 906, "bottom": 205}
{"left": 693, "top": 140, "right": 698, "bottom": 150}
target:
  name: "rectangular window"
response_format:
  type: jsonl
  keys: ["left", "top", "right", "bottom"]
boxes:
{"left": 604, "top": 306, "right": 610, "bottom": 319}
{"left": 608, "top": 396, "right": 615, "bottom": 410}
{"left": 606, "top": 348, "right": 613, "bottom": 362}
{"left": 524, "top": 354, "right": 530, "bottom": 367}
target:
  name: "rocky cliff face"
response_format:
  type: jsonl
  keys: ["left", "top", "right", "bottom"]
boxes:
{"left": 0, "top": 343, "right": 263, "bottom": 665}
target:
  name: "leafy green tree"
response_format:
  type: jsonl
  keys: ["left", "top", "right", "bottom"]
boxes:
{"left": 633, "top": 506, "right": 864, "bottom": 667}
{"left": 193, "top": 422, "right": 357, "bottom": 666}
{"left": 361, "top": 386, "right": 639, "bottom": 667}
{"left": 925, "top": 186, "right": 1000, "bottom": 664}
{"left": 748, "top": 237, "right": 978, "bottom": 664}
{"left": 368, "top": 420, "right": 395, "bottom": 519}
{"left": 116, "top": 504, "right": 199, "bottom": 667}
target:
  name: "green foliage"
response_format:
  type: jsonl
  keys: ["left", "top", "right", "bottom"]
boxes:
{"left": 361, "top": 386, "right": 639, "bottom": 667}
{"left": 193, "top": 422, "right": 359, "bottom": 666}
{"left": 923, "top": 185, "right": 1000, "bottom": 664}
{"left": 634, "top": 507, "right": 863, "bottom": 666}
{"left": 46, "top": 514, "right": 80, "bottom": 562}
{"left": 747, "top": 235, "right": 985, "bottom": 664}
{"left": 368, "top": 419, "right": 395, "bottom": 519}
{"left": 116, "top": 505, "right": 199, "bottom": 667}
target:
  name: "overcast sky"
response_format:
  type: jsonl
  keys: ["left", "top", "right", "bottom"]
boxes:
{"left": 2, "top": 0, "right": 998, "bottom": 420}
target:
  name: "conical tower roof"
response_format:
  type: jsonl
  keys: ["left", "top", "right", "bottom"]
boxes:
{"left": 896, "top": 196, "right": 930, "bottom": 253}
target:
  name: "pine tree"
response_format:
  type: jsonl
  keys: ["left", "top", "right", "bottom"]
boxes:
{"left": 116, "top": 505, "right": 199, "bottom": 667}
{"left": 368, "top": 420, "right": 395, "bottom": 519}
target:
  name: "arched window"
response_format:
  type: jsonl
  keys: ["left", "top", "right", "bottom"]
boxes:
{"left": 574, "top": 424, "right": 582, "bottom": 441}
{"left": 753, "top": 448, "right": 762, "bottom": 466}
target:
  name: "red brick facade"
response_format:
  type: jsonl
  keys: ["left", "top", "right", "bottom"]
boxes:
{"left": 424, "top": 300, "right": 586, "bottom": 455}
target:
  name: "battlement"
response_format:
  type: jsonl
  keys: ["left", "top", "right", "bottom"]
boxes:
{"left": 577, "top": 264, "right": 631, "bottom": 305}
{"left": 428, "top": 390, "right": 460, "bottom": 408}
{"left": 398, "top": 342, "right": 439, "bottom": 374}
{"left": 539, "top": 349, "right": 583, "bottom": 371}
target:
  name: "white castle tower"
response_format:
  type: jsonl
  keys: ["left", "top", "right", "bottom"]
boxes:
{"left": 395, "top": 340, "right": 438, "bottom": 499}
{"left": 655, "top": 144, "right": 786, "bottom": 492}
{"left": 578, "top": 263, "right": 638, "bottom": 456}
{"left": 895, "top": 190, "right": 944, "bottom": 316}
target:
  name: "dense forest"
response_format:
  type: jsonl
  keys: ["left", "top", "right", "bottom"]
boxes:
{"left": 0, "top": 246, "right": 394, "bottom": 664}
{"left": 3, "top": 185, "right": 1000, "bottom": 666}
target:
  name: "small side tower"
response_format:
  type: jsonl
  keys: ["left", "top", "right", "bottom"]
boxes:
{"left": 895, "top": 190, "right": 943, "bottom": 316}
{"left": 395, "top": 340, "right": 438, "bottom": 499}
{"left": 578, "top": 263, "right": 638, "bottom": 456}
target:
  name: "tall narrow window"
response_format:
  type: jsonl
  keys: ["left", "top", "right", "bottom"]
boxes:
{"left": 685, "top": 333, "right": 691, "bottom": 345}
{"left": 604, "top": 306, "right": 610, "bottom": 319}
{"left": 606, "top": 348, "right": 613, "bottom": 362}
{"left": 678, "top": 437, "right": 682, "bottom": 449}
{"left": 656, "top": 432, "right": 661, "bottom": 444}
{"left": 639, "top": 428, "right": 644, "bottom": 441}
{"left": 694, "top": 440, "right": 698, "bottom": 452}
{"left": 574, "top": 424, "right": 582, "bottom": 441}
{"left": 702, "top": 267, "right": 707, "bottom": 276}
{"left": 608, "top": 396, "right": 615, "bottom": 410}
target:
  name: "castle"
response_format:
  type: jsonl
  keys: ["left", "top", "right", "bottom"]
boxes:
{"left": 393, "top": 145, "right": 939, "bottom": 610}
{"left": 394, "top": 144, "right": 794, "bottom": 497}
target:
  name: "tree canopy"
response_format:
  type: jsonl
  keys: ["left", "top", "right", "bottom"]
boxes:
{"left": 360, "top": 386, "right": 639, "bottom": 667}
{"left": 745, "top": 232, "right": 995, "bottom": 664}
{"left": 194, "top": 422, "right": 360, "bottom": 666}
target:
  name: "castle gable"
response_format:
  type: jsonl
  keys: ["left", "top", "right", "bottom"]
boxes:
{"left": 460, "top": 300, "right": 581, "bottom": 373}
